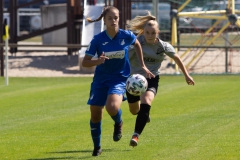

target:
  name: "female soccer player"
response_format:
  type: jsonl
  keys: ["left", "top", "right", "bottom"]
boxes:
{"left": 82, "top": 6, "right": 154, "bottom": 156}
{"left": 126, "top": 11, "right": 195, "bottom": 147}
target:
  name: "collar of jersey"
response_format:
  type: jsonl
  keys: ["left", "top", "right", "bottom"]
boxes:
{"left": 105, "top": 30, "right": 119, "bottom": 40}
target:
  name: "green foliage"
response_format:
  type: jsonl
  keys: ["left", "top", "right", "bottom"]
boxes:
{"left": 0, "top": 76, "right": 240, "bottom": 159}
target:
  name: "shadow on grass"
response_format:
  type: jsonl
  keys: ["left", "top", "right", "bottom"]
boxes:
{"left": 27, "top": 149, "right": 116, "bottom": 160}
{"left": 27, "top": 148, "right": 132, "bottom": 160}
{"left": 27, "top": 157, "right": 75, "bottom": 160}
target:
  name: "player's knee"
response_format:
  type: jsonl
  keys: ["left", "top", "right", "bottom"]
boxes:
{"left": 147, "top": 87, "right": 157, "bottom": 95}
{"left": 128, "top": 103, "right": 140, "bottom": 115}
{"left": 129, "top": 107, "right": 139, "bottom": 115}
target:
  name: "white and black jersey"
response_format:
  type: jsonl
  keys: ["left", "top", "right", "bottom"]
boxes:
{"left": 128, "top": 35, "right": 176, "bottom": 76}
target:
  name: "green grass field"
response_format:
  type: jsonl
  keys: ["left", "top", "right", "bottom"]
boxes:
{"left": 1, "top": 76, "right": 240, "bottom": 160}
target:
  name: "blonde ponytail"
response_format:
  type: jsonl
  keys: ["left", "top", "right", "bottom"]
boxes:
{"left": 127, "top": 11, "right": 158, "bottom": 36}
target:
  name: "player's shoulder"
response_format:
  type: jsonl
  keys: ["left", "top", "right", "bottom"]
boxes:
{"left": 157, "top": 38, "right": 166, "bottom": 45}
{"left": 119, "top": 28, "right": 132, "bottom": 34}
{"left": 157, "top": 38, "right": 172, "bottom": 47}
{"left": 118, "top": 29, "right": 135, "bottom": 37}
{"left": 157, "top": 38, "right": 175, "bottom": 52}
{"left": 93, "top": 31, "right": 106, "bottom": 40}
{"left": 137, "top": 35, "right": 145, "bottom": 44}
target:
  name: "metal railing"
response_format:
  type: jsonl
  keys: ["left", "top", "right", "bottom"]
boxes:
{"left": 1, "top": 44, "right": 240, "bottom": 75}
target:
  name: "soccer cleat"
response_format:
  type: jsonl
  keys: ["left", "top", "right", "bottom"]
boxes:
{"left": 92, "top": 147, "right": 102, "bottom": 156}
{"left": 129, "top": 135, "right": 139, "bottom": 147}
{"left": 113, "top": 121, "right": 123, "bottom": 141}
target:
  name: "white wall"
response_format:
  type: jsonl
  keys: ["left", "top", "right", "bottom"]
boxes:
{"left": 41, "top": 4, "right": 66, "bottom": 44}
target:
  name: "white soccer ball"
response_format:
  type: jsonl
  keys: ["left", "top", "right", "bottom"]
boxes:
{"left": 126, "top": 74, "right": 148, "bottom": 96}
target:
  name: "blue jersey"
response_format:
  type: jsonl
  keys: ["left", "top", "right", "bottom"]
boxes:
{"left": 85, "top": 29, "right": 136, "bottom": 80}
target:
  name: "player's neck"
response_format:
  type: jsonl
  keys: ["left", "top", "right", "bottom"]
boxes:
{"left": 106, "top": 28, "right": 119, "bottom": 39}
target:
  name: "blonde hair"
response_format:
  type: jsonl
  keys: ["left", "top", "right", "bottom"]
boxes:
{"left": 86, "top": 6, "right": 119, "bottom": 23}
{"left": 127, "top": 11, "right": 159, "bottom": 36}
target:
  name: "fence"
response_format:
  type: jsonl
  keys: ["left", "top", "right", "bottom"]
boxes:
{"left": 0, "top": 43, "right": 240, "bottom": 77}
{"left": 161, "top": 46, "right": 240, "bottom": 75}
{"left": 1, "top": 0, "right": 240, "bottom": 76}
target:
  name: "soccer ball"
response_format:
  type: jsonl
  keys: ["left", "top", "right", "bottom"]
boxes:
{"left": 126, "top": 74, "right": 148, "bottom": 96}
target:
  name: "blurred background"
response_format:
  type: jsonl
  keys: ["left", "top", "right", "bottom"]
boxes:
{"left": 1, "top": 0, "right": 240, "bottom": 76}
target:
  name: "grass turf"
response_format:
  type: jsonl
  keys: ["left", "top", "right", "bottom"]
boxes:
{"left": 0, "top": 76, "right": 240, "bottom": 159}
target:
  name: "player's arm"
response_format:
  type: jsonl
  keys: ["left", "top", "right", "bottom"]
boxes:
{"left": 172, "top": 54, "right": 195, "bottom": 85}
{"left": 82, "top": 52, "right": 109, "bottom": 67}
{"left": 133, "top": 39, "right": 155, "bottom": 78}
{"left": 164, "top": 42, "right": 194, "bottom": 85}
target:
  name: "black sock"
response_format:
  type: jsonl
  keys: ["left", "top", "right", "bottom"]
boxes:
{"left": 134, "top": 104, "right": 151, "bottom": 135}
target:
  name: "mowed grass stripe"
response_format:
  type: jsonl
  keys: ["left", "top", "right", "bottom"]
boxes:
{"left": 0, "top": 76, "right": 240, "bottom": 159}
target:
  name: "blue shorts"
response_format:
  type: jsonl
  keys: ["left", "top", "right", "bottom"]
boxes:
{"left": 87, "top": 80, "right": 126, "bottom": 106}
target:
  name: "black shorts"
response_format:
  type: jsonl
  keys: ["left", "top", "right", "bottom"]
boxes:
{"left": 126, "top": 75, "right": 160, "bottom": 103}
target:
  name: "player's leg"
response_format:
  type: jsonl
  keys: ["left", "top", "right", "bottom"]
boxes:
{"left": 129, "top": 91, "right": 154, "bottom": 147}
{"left": 106, "top": 94, "right": 123, "bottom": 141}
{"left": 105, "top": 82, "right": 126, "bottom": 142}
{"left": 126, "top": 91, "right": 140, "bottom": 115}
{"left": 90, "top": 106, "right": 104, "bottom": 156}
{"left": 88, "top": 86, "right": 108, "bottom": 156}
{"left": 130, "top": 76, "right": 159, "bottom": 147}
{"left": 126, "top": 86, "right": 150, "bottom": 120}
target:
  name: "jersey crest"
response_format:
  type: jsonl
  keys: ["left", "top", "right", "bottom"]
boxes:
{"left": 119, "top": 39, "right": 125, "bottom": 45}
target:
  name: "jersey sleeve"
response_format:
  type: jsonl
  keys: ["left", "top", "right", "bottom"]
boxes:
{"left": 163, "top": 42, "right": 176, "bottom": 58}
{"left": 128, "top": 45, "right": 135, "bottom": 59}
{"left": 85, "top": 36, "right": 98, "bottom": 57}
{"left": 128, "top": 30, "right": 137, "bottom": 45}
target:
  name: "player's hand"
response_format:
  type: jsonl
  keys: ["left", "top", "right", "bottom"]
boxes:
{"left": 98, "top": 52, "right": 109, "bottom": 64}
{"left": 142, "top": 66, "right": 155, "bottom": 79}
{"left": 186, "top": 75, "right": 195, "bottom": 85}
